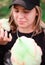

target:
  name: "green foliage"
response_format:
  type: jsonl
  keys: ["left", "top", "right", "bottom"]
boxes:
{"left": 0, "top": 6, "right": 10, "bottom": 18}
{"left": 41, "top": 3, "right": 45, "bottom": 22}
{"left": 0, "top": 0, "right": 11, "bottom": 18}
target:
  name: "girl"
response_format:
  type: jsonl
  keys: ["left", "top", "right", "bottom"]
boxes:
{"left": 0, "top": 0, "right": 45, "bottom": 65}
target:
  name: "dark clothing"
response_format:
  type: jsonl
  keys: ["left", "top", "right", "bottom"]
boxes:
{"left": 0, "top": 31, "right": 45, "bottom": 65}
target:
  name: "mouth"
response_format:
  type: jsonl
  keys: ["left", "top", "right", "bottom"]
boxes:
{"left": 18, "top": 21, "right": 25, "bottom": 24}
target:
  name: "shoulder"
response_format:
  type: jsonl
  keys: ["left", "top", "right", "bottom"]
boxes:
{"left": 40, "top": 20, "right": 45, "bottom": 41}
{"left": 33, "top": 32, "right": 44, "bottom": 47}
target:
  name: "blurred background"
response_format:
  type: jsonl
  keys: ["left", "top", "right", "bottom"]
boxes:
{"left": 0, "top": 0, "right": 45, "bottom": 22}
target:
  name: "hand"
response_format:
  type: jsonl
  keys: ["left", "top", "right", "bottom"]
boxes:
{"left": 0, "top": 28, "right": 12, "bottom": 45}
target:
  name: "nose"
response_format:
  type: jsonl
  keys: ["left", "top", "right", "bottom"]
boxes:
{"left": 18, "top": 12, "right": 25, "bottom": 19}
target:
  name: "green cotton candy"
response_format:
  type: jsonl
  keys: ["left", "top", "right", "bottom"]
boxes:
{"left": 12, "top": 37, "right": 35, "bottom": 62}
{"left": 14, "top": 38, "right": 28, "bottom": 61}
{"left": 11, "top": 36, "right": 42, "bottom": 65}
{"left": 18, "top": 38, "right": 35, "bottom": 58}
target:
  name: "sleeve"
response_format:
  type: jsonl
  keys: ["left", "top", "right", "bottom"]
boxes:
{"left": 4, "top": 50, "right": 12, "bottom": 65}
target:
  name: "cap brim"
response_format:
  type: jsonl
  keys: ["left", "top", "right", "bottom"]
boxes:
{"left": 9, "top": 2, "right": 35, "bottom": 10}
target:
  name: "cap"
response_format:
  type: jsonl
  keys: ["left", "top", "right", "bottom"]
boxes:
{"left": 9, "top": 0, "right": 40, "bottom": 10}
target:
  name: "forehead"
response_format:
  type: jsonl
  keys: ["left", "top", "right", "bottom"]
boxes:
{"left": 13, "top": 5, "right": 29, "bottom": 10}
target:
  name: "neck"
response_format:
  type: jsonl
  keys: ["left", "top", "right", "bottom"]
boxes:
{"left": 18, "top": 26, "right": 35, "bottom": 33}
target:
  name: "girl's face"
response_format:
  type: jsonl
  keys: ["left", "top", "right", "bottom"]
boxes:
{"left": 12, "top": 5, "right": 37, "bottom": 29}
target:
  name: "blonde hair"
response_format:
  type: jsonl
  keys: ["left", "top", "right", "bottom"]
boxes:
{"left": 9, "top": 5, "right": 43, "bottom": 35}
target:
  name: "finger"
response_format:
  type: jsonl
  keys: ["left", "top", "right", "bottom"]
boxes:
{"left": 6, "top": 33, "right": 12, "bottom": 42}
{"left": 4, "top": 30, "right": 8, "bottom": 38}
{"left": 8, "top": 33, "right": 12, "bottom": 41}
{"left": 0, "top": 28, "right": 4, "bottom": 38}
{"left": 3, "top": 33, "right": 12, "bottom": 42}
{"left": 3, "top": 31, "right": 8, "bottom": 41}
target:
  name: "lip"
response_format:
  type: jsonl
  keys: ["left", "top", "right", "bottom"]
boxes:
{"left": 18, "top": 20, "right": 26, "bottom": 22}
{"left": 18, "top": 21, "right": 25, "bottom": 24}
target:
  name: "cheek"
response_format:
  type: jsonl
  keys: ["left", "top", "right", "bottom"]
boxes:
{"left": 14, "top": 15, "right": 17, "bottom": 20}
{"left": 27, "top": 12, "right": 36, "bottom": 23}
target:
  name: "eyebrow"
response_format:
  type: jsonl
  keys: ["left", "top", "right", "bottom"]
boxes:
{"left": 14, "top": 7, "right": 30, "bottom": 11}
{"left": 13, "top": 5, "right": 30, "bottom": 11}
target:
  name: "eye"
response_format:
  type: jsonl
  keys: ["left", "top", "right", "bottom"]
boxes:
{"left": 23, "top": 10, "right": 30, "bottom": 13}
{"left": 15, "top": 9, "right": 19, "bottom": 12}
